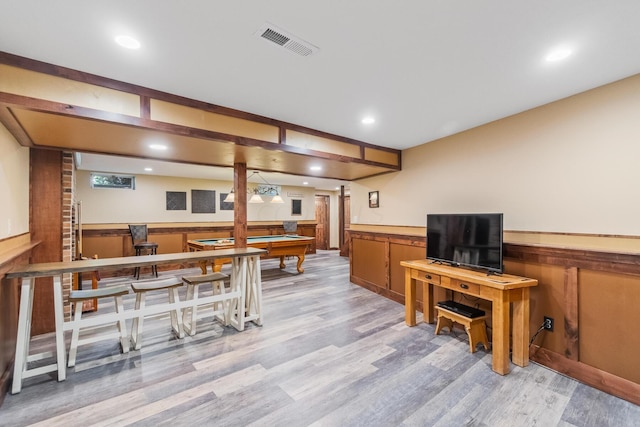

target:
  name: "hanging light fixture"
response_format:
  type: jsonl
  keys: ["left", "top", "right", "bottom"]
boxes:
{"left": 250, "top": 171, "right": 284, "bottom": 203}
{"left": 223, "top": 190, "right": 234, "bottom": 203}
{"left": 223, "top": 171, "right": 284, "bottom": 204}
{"left": 249, "top": 193, "right": 265, "bottom": 203}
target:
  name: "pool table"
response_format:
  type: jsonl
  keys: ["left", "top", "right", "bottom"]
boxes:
{"left": 187, "top": 234, "right": 315, "bottom": 273}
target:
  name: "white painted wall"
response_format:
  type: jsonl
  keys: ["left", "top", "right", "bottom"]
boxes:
{"left": 0, "top": 123, "right": 29, "bottom": 239}
{"left": 75, "top": 170, "right": 316, "bottom": 224}
{"left": 351, "top": 74, "right": 640, "bottom": 236}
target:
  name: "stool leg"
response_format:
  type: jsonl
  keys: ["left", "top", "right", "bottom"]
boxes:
{"left": 435, "top": 315, "right": 453, "bottom": 335}
{"left": 467, "top": 320, "right": 490, "bottom": 353}
{"left": 115, "top": 295, "right": 129, "bottom": 353}
{"left": 480, "top": 325, "right": 490, "bottom": 351}
{"left": 131, "top": 293, "right": 146, "bottom": 351}
{"left": 68, "top": 301, "right": 83, "bottom": 367}
{"left": 168, "top": 288, "right": 184, "bottom": 339}
{"left": 465, "top": 325, "right": 477, "bottom": 353}
{"left": 183, "top": 284, "right": 198, "bottom": 336}
{"left": 152, "top": 248, "right": 158, "bottom": 277}
{"left": 213, "top": 280, "right": 229, "bottom": 325}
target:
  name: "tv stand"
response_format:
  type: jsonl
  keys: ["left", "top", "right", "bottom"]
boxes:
{"left": 401, "top": 259, "right": 538, "bottom": 375}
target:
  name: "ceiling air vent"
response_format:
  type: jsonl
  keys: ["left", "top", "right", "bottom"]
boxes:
{"left": 255, "top": 23, "right": 319, "bottom": 57}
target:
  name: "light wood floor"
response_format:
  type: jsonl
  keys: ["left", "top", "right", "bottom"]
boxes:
{"left": 1, "top": 251, "right": 638, "bottom": 426}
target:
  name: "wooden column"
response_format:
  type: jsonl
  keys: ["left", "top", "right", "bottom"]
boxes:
{"left": 30, "top": 148, "right": 63, "bottom": 335}
{"left": 233, "top": 163, "right": 247, "bottom": 248}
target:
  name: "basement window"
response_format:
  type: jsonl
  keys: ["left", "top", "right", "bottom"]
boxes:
{"left": 90, "top": 173, "right": 136, "bottom": 189}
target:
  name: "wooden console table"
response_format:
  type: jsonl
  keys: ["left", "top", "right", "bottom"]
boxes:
{"left": 5, "top": 247, "right": 265, "bottom": 394}
{"left": 401, "top": 259, "right": 538, "bottom": 375}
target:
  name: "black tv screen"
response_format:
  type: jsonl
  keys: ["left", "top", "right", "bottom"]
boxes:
{"left": 426, "top": 213, "right": 504, "bottom": 273}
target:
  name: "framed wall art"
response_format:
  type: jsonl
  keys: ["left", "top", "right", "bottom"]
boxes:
{"left": 369, "top": 191, "right": 379, "bottom": 208}
{"left": 191, "top": 189, "right": 216, "bottom": 213}
{"left": 220, "top": 193, "right": 234, "bottom": 210}
{"left": 166, "top": 191, "right": 186, "bottom": 210}
{"left": 291, "top": 199, "right": 302, "bottom": 215}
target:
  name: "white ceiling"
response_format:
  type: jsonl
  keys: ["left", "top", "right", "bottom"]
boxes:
{"left": 2, "top": 1, "right": 640, "bottom": 188}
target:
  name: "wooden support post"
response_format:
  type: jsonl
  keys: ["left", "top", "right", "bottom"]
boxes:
{"left": 233, "top": 163, "right": 247, "bottom": 248}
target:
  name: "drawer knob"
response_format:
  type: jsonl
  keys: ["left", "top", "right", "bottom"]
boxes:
{"left": 460, "top": 283, "right": 469, "bottom": 289}
{"left": 425, "top": 274, "right": 432, "bottom": 280}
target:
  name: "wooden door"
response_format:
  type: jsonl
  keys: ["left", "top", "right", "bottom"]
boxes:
{"left": 315, "top": 195, "right": 329, "bottom": 250}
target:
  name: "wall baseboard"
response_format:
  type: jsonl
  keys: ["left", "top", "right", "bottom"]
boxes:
{"left": 530, "top": 346, "right": 640, "bottom": 406}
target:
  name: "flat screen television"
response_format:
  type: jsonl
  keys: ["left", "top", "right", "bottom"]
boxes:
{"left": 426, "top": 213, "right": 504, "bottom": 273}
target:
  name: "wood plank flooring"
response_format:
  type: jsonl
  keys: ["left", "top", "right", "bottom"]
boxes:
{"left": 1, "top": 251, "right": 638, "bottom": 426}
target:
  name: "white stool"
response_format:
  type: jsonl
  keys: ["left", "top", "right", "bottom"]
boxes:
{"left": 130, "top": 277, "right": 184, "bottom": 350}
{"left": 67, "top": 285, "right": 130, "bottom": 368}
{"left": 181, "top": 272, "right": 229, "bottom": 335}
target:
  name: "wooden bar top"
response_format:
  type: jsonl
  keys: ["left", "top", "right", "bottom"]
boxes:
{"left": 6, "top": 247, "right": 267, "bottom": 278}
{"left": 400, "top": 259, "right": 538, "bottom": 290}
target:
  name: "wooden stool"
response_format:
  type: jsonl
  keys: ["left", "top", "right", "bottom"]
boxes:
{"left": 67, "top": 285, "right": 130, "bottom": 367}
{"left": 435, "top": 306, "right": 490, "bottom": 353}
{"left": 182, "top": 272, "right": 230, "bottom": 335}
{"left": 130, "top": 277, "right": 184, "bottom": 350}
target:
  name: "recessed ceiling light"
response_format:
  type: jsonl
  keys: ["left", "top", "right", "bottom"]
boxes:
{"left": 149, "top": 144, "right": 167, "bottom": 150}
{"left": 144, "top": 167, "right": 153, "bottom": 172}
{"left": 362, "top": 116, "right": 375, "bottom": 124}
{"left": 310, "top": 166, "right": 322, "bottom": 171}
{"left": 303, "top": 181, "right": 309, "bottom": 185}
{"left": 115, "top": 35, "right": 141, "bottom": 49}
{"left": 545, "top": 47, "right": 572, "bottom": 62}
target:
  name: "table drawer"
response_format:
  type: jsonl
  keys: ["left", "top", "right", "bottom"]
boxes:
{"left": 411, "top": 269, "right": 441, "bottom": 285}
{"left": 441, "top": 279, "right": 480, "bottom": 297}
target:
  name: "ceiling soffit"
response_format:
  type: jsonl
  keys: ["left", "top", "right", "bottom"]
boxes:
{"left": 0, "top": 93, "right": 397, "bottom": 181}
{"left": 0, "top": 52, "right": 401, "bottom": 182}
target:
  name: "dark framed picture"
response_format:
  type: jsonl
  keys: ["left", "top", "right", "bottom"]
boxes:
{"left": 369, "top": 191, "right": 379, "bottom": 208}
{"left": 166, "top": 191, "right": 186, "bottom": 210}
{"left": 291, "top": 199, "right": 302, "bottom": 215}
{"left": 191, "top": 189, "right": 216, "bottom": 213}
{"left": 220, "top": 193, "right": 234, "bottom": 210}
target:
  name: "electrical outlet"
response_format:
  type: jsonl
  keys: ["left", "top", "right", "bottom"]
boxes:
{"left": 543, "top": 316, "right": 554, "bottom": 331}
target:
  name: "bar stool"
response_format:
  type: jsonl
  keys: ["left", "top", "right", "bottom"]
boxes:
{"left": 181, "top": 272, "right": 229, "bottom": 335}
{"left": 67, "top": 285, "right": 130, "bottom": 367}
{"left": 130, "top": 277, "right": 185, "bottom": 350}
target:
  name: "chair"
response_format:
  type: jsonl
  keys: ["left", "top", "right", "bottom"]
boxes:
{"left": 73, "top": 254, "right": 100, "bottom": 312}
{"left": 283, "top": 221, "right": 298, "bottom": 234}
{"left": 181, "top": 272, "right": 230, "bottom": 335}
{"left": 282, "top": 222, "right": 298, "bottom": 261}
{"left": 128, "top": 224, "right": 159, "bottom": 279}
{"left": 130, "top": 277, "right": 185, "bottom": 350}
{"left": 67, "top": 285, "right": 130, "bottom": 367}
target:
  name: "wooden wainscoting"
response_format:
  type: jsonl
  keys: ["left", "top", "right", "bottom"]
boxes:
{"left": 81, "top": 222, "right": 317, "bottom": 278}
{"left": 349, "top": 229, "right": 640, "bottom": 406}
